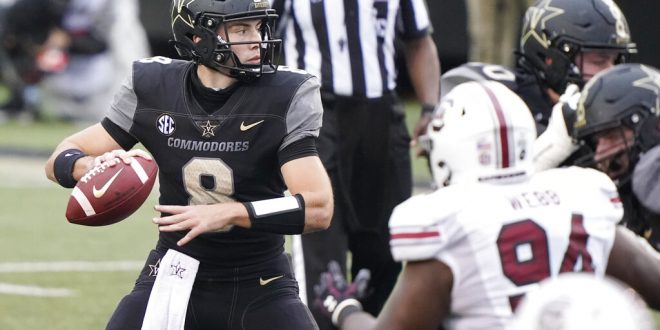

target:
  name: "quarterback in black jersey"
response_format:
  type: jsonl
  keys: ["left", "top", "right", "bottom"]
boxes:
{"left": 44, "top": 0, "right": 332, "bottom": 329}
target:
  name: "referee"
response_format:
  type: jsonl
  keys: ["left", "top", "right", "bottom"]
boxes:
{"left": 271, "top": 1, "right": 440, "bottom": 329}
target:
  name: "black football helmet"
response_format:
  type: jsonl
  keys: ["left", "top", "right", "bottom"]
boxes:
{"left": 518, "top": 0, "right": 636, "bottom": 94}
{"left": 170, "top": 0, "right": 281, "bottom": 82}
{"left": 573, "top": 63, "right": 660, "bottom": 183}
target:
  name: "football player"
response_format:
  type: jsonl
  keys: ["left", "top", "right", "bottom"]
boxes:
{"left": 439, "top": 0, "right": 635, "bottom": 135}
{"left": 573, "top": 63, "right": 660, "bottom": 250}
{"left": 430, "top": 0, "right": 637, "bottom": 171}
{"left": 314, "top": 81, "right": 660, "bottom": 329}
{"left": 44, "top": 0, "right": 332, "bottom": 329}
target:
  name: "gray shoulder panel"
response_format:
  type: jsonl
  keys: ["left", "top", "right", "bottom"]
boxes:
{"left": 280, "top": 75, "right": 323, "bottom": 151}
{"left": 107, "top": 70, "right": 138, "bottom": 133}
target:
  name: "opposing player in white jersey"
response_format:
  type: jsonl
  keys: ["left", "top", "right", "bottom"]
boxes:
{"left": 313, "top": 81, "right": 660, "bottom": 329}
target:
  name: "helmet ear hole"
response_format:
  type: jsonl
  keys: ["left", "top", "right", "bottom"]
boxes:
{"left": 638, "top": 116, "right": 660, "bottom": 151}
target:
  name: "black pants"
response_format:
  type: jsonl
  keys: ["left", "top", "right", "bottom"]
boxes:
{"left": 107, "top": 250, "right": 318, "bottom": 330}
{"left": 296, "top": 93, "right": 412, "bottom": 330}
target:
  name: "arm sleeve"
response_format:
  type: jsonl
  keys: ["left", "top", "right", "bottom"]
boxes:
{"left": 389, "top": 191, "right": 463, "bottom": 262}
{"left": 101, "top": 118, "right": 138, "bottom": 150}
{"left": 278, "top": 137, "right": 318, "bottom": 167}
{"left": 280, "top": 76, "right": 323, "bottom": 152}
{"left": 397, "top": 0, "right": 433, "bottom": 40}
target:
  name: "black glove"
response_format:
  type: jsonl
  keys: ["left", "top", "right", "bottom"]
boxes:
{"left": 313, "top": 260, "right": 371, "bottom": 327}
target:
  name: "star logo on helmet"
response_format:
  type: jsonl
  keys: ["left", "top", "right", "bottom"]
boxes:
{"left": 172, "top": 0, "right": 196, "bottom": 29}
{"left": 633, "top": 65, "right": 660, "bottom": 115}
{"left": 602, "top": 0, "right": 630, "bottom": 42}
{"left": 521, "top": 0, "right": 564, "bottom": 49}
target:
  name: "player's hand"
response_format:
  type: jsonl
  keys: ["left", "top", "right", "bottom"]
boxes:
{"left": 313, "top": 261, "right": 371, "bottom": 326}
{"left": 92, "top": 149, "right": 152, "bottom": 168}
{"left": 559, "top": 84, "right": 580, "bottom": 110}
{"left": 411, "top": 112, "right": 433, "bottom": 158}
{"left": 533, "top": 85, "right": 580, "bottom": 171}
{"left": 153, "top": 203, "right": 236, "bottom": 246}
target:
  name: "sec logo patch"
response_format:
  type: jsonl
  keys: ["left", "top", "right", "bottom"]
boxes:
{"left": 157, "top": 114, "right": 176, "bottom": 136}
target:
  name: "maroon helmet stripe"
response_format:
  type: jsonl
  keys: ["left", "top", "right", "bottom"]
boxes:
{"left": 481, "top": 84, "right": 510, "bottom": 168}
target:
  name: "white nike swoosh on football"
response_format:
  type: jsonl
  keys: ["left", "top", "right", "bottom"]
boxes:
{"left": 92, "top": 168, "right": 124, "bottom": 198}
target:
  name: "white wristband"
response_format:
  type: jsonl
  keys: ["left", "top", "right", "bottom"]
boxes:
{"left": 331, "top": 298, "right": 362, "bottom": 326}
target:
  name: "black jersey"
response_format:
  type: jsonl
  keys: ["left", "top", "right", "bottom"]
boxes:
{"left": 104, "top": 57, "right": 323, "bottom": 269}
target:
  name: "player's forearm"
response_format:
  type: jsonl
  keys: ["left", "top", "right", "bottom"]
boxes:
{"left": 45, "top": 123, "right": 122, "bottom": 184}
{"left": 405, "top": 35, "right": 441, "bottom": 108}
{"left": 241, "top": 192, "right": 332, "bottom": 234}
{"left": 280, "top": 156, "right": 334, "bottom": 232}
{"left": 341, "top": 312, "right": 379, "bottom": 330}
{"left": 607, "top": 226, "right": 660, "bottom": 310}
{"left": 45, "top": 142, "right": 94, "bottom": 184}
{"left": 300, "top": 190, "right": 333, "bottom": 233}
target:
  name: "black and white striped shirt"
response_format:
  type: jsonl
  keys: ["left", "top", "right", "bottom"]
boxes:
{"left": 270, "top": 0, "right": 432, "bottom": 98}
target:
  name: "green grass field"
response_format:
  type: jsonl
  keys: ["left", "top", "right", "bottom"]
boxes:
{"left": 0, "top": 120, "right": 159, "bottom": 329}
{"left": 1, "top": 110, "right": 658, "bottom": 329}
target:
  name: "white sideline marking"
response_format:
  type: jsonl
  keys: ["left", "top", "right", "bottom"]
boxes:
{"left": 0, "top": 283, "right": 74, "bottom": 297}
{"left": 0, "top": 261, "right": 143, "bottom": 273}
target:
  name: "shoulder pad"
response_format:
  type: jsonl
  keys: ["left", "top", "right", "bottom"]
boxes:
{"left": 537, "top": 167, "right": 622, "bottom": 222}
{"left": 389, "top": 186, "right": 470, "bottom": 262}
{"left": 276, "top": 65, "right": 313, "bottom": 76}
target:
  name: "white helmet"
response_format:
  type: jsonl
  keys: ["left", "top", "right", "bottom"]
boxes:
{"left": 513, "top": 273, "right": 654, "bottom": 330}
{"left": 425, "top": 81, "right": 536, "bottom": 187}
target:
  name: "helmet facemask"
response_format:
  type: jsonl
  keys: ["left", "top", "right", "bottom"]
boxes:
{"left": 573, "top": 64, "right": 660, "bottom": 187}
{"left": 574, "top": 125, "right": 639, "bottom": 187}
{"left": 171, "top": 4, "right": 281, "bottom": 83}
{"left": 198, "top": 13, "right": 280, "bottom": 82}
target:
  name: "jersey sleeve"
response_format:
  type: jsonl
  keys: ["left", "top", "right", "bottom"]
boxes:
{"left": 103, "top": 61, "right": 140, "bottom": 149}
{"left": 633, "top": 145, "right": 660, "bottom": 214}
{"left": 571, "top": 167, "right": 623, "bottom": 223}
{"left": 397, "top": 0, "right": 433, "bottom": 39}
{"left": 106, "top": 63, "right": 139, "bottom": 134}
{"left": 389, "top": 188, "right": 466, "bottom": 262}
{"left": 280, "top": 75, "right": 323, "bottom": 152}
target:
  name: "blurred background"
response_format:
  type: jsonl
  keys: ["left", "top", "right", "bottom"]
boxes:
{"left": 140, "top": 0, "right": 660, "bottom": 97}
{"left": 0, "top": 0, "right": 658, "bottom": 328}
{"left": 2, "top": 0, "right": 659, "bottom": 124}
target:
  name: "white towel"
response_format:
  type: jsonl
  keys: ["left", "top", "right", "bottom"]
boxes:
{"left": 141, "top": 249, "right": 200, "bottom": 330}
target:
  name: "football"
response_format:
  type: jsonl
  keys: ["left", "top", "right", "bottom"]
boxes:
{"left": 65, "top": 157, "right": 158, "bottom": 226}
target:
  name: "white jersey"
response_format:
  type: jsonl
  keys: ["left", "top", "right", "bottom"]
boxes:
{"left": 389, "top": 167, "right": 623, "bottom": 330}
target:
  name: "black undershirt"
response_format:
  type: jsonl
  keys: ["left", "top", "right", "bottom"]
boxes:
{"left": 190, "top": 68, "right": 241, "bottom": 114}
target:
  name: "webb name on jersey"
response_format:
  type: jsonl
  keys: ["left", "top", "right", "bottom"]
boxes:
{"left": 389, "top": 166, "right": 622, "bottom": 329}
